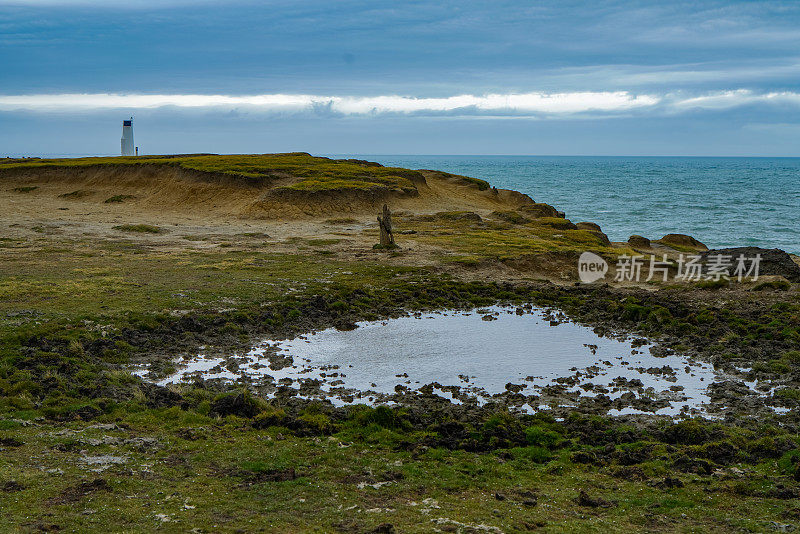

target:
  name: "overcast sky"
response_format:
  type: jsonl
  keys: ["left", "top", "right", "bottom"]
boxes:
{"left": 2, "top": 0, "right": 800, "bottom": 156}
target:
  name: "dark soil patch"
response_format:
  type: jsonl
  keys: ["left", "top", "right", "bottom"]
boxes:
{"left": 2, "top": 480, "right": 25, "bottom": 492}
{"left": 575, "top": 489, "right": 615, "bottom": 508}
{"left": 49, "top": 478, "right": 111, "bottom": 505}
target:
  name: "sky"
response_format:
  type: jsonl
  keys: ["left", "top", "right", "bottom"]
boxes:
{"left": 2, "top": 0, "right": 800, "bottom": 156}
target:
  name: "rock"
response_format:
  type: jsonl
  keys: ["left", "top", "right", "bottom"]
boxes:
{"left": 576, "top": 222, "right": 611, "bottom": 244}
{"left": 628, "top": 235, "right": 651, "bottom": 248}
{"left": 590, "top": 231, "right": 611, "bottom": 246}
{"left": 700, "top": 247, "right": 800, "bottom": 282}
{"left": 517, "top": 203, "right": 559, "bottom": 218}
{"left": 576, "top": 222, "right": 602, "bottom": 232}
{"left": 655, "top": 233, "right": 708, "bottom": 251}
{"left": 491, "top": 210, "right": 529, "bottom": 224}
{"left": 540, "top": 218, "right": 578, "bottom": 230}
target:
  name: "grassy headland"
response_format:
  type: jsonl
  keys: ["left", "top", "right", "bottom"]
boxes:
{"left": 1, "top": 155, "right": 800, "bottom": 532}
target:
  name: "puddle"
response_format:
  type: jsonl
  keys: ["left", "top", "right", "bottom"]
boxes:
{"left": 137, "top": 306, "right": 730, "bottom": 416}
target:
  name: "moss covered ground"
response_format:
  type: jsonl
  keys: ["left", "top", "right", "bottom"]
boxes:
{"left": 1, "top": 231, "right": 800, "bottom": 532}
{"left": 2, "top": 157, "right": 800, "bottom": 532}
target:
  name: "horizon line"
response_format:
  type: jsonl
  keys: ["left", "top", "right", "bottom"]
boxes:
{"left": 5, "top": 152, "right": 800, "bottom": 159}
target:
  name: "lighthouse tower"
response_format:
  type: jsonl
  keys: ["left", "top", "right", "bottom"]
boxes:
{"left": 121, "top": 117, "right": 135, "bottom": 156}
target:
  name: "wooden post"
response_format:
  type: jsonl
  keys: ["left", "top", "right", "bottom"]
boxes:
{"left": 377, "top": 204, "right": 395, "bottom": 248}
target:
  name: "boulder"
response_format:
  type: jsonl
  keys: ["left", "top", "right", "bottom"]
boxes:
{"left": 517, "top": 203, "right": 559, "bottom": 218}
{"left": 576, "top": 222, "right": 602, "bottom": 232}
{"left": 655, "top": 233, "right": 708, "bottom": 251}
{"left": 589, "top": 231, "right": 611, "bottom": 246}
{"left": 576, "top": 222, "right": 610, "bottom": 245}
{"left": 700, "top": 247, "right": 800, "bottom": 282}
{"left": 539, "top": 217, "right": 578, "bottom": 230}
{"left": 628, "top": 235, "right": 651, "bottom": 248}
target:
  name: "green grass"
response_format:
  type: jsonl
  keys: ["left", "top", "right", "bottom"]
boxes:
{"left": 1, "top": 181, "right": 799, "bottom": 530}
{"left": 460, "top": 175, "right": 491, "bottom": 190}
{"left": 11, "top": 186, "right": 37, "bottom": 193}
{"left": 1, "top": 407, "right": 797, "bottom": 532}
{"left": 418, "top": 222, "right": 619, "bottom": 259}
{"left": 58, "top": 189, "right": 92, "bottom": 199}
{"left": 0, "top": 153, "right": 432, "bottom": 194}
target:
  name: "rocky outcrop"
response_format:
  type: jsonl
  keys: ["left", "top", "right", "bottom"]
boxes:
{"left": 700, "top": 247, "right": 800, "bottom": 282}
{"left": 628, "top": 235, "right": 651, "bottom": 248}
{"left": 655, "top": 234, "right": 708, "bottom": 251}
{"left": 576, "top": 222, "right": 602, "bottom": 232}
{"left": 576, "top": 222, "right": 610, "bottom": 246}
{"left": 517, "top": 203, "right": 559, "bottom": 218}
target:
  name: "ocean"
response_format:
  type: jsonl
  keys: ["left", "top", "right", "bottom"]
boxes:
{"left": 339, "top": 156, "right": 800, "bottom": 254}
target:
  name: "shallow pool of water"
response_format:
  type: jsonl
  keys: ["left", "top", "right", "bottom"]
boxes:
{"left": 143, "top": 306, "right": 722, "bottom": 416}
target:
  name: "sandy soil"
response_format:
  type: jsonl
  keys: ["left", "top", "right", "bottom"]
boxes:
{"left": 3, "top": 163, "right": 796, "bottom": 284}
{"left": 0, "top": 166, "right": 553, "bottom": 280}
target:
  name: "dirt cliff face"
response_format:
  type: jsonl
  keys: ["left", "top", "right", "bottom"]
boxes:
{"left": 0, "top": 154, "right": 535, "bottom": 220}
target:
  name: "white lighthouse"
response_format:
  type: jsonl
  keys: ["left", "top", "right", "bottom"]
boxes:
{"left": 121, "top": 117, "right": 135, "bottom": 156}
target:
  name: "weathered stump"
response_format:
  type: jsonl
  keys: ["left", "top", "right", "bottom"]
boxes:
{"left": 377, "top": 204, "right": 395, "bottom": 247}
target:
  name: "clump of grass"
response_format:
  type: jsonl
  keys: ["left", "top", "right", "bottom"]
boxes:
{"left": 104, "top": 194, "right": 136, "bottom": 203}
{"left": 12, "top": 186, "right": 38, "bottom": 193}
{"left": 58, "top": 189, "right": 92, "bottom": 199}
{"left": 696, "top": 279, "right": 730, "bottom": 290}
{"left": 113, "top": 224, "right": 163, "bottom": 234}
{"left": 325, "top": 217, "right": 359, "bottom": 224}
{"left": 775, "top": 388, "right": 800, "bottom": 400}
{"left": 279, "top": 175, "right": 415, "bottom": 192}
{"left": 753, "top": 279, "right": 792, "bottom": 291}
{"left": 236, "top": 232, "right": 271, "bottom": 239}
{"left": 492, "top": 210, "right": 529, "bottom": 224}
{"left": 434, "top": 211, "right": 482, "bottom": 222}
{"left": 460, "top": 176, "right": 491, "bottom": 191}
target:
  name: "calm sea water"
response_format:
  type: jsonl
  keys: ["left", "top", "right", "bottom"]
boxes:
{"left": 339, "top": 156, "right": 800, "bottom": 254}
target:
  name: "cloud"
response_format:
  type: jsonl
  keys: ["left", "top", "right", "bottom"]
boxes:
{"left": 0, "top": 0, "right": 226, "bottom": 7}
{"left": 1, "top": 89, "right": 799, "bottom": 117}
{"left": 670, "top": 89, "right": 800, "bottom": 110}
{"left": 0, "top": 91, "right": 659, "bottom": 116}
